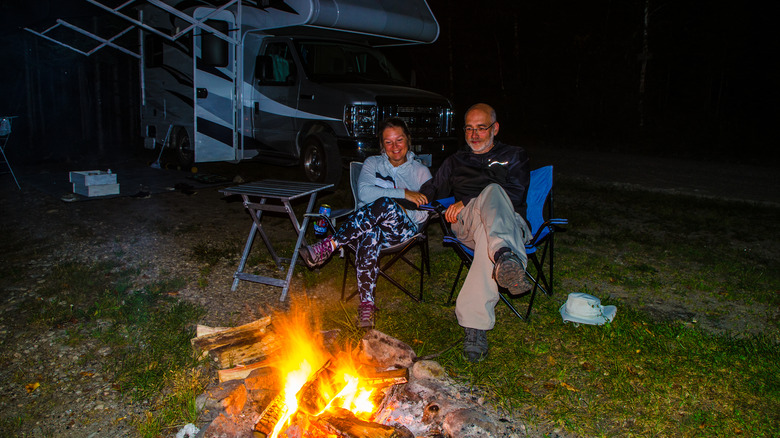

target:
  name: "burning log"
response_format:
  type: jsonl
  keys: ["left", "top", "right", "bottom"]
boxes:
{"left": 253, "top": 391, "right": 287, "bottom": 438}
{"left": 361, "top": 368, "right": 408, "bottom": 388}
{"left": 313, "top": 407, "right": 414, "bottom": 438}
{"left": 296, "top": 359, "right": 338, "bottom": 416}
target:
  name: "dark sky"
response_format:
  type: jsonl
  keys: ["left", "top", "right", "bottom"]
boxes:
{"left": 0, "top": 0, "right": 777, "bottom": 164}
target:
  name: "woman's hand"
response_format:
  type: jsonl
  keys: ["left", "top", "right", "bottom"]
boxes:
{"left": 404, "top": 189, "right": 429, "bottom": 207}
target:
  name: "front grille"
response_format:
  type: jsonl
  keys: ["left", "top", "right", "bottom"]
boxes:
{"left": 379, "top": 105, "right": 451, "bottom": 139}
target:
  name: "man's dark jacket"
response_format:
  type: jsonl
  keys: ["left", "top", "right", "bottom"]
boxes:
{"left": 420, "top": 141, "right": 531, "bottom": 219}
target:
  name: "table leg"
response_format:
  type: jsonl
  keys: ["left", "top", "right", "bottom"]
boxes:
{"left": 231, "top": 221, "right": 258, "bottom": 291}
{"left": 279, "top": 192, "right": 318, "bottom": 301}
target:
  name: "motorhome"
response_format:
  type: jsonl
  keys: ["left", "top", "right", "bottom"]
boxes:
{"left": 28, "top": 0, "right": 457, "bottom": 184}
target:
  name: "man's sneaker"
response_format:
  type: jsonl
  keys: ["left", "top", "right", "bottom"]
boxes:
{"left": 463, "top": 327, "right": 488, "bottom": 363}
{"left": 492, "top": 248, "right": 533, "bottom": 294}
{"left": 299, "top": 236, "right": 335, "bottom": 267}
{"left": 357, "top": 302, "right": 376, "bottom": 329}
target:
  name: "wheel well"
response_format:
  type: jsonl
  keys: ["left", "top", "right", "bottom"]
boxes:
{"left": 297, "top": 123, "right": 337, "bottom": 156}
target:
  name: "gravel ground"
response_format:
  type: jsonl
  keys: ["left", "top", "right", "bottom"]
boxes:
{"left": 0, "top": 150, "right": 776, "bottom": 437}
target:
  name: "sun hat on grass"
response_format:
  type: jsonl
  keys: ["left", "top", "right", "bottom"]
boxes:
{"left": 560, "top": 292, "right": 617, "bottom": 325}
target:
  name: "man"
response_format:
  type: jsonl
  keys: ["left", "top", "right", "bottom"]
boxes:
{"left": 420, "top": 103, "right": 532, "bottom": 363}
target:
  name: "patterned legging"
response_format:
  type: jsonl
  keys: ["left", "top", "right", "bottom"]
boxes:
{"left": 333, "top": 197, "right": 418, "bottom": 303}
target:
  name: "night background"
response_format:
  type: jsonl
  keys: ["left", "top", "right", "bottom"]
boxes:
{"left": 0, "top": 0, "right": 777, "bottom": 166}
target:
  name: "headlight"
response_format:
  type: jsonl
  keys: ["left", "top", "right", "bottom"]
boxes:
{"left": 441, "top": 107, "right": 454, "bottom": 134}
{"left": 344, "top": 104, "right": 377, "bottom": 137}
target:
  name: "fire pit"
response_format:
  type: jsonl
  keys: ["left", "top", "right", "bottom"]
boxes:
{"left": 190, "top": 304, "right": 527, "bottom": 438}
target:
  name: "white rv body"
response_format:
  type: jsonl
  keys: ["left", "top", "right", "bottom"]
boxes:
{"left": 138, "top": 0, "right": 456, "bottom": 183}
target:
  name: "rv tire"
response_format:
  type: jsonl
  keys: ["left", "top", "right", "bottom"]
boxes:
{"left": 301, "top": 136, "right": 341, "bottom": 185}
{"left": 175, "top": 129, "right": 195, "bottom": 171}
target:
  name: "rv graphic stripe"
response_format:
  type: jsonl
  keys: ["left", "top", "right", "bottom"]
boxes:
{"left": 195, "top": 60, "right": 232, "bottom": 83}
{"left": 160, "top": 65, "right": 193, "bottom": 88}
{"left": 168, "top": 89, "right": 194, "bottom": 109}
{"left": 197, "top": 117, "right": 233, "bottom": 147}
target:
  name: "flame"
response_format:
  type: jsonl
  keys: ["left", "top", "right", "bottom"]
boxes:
{"left": 267, "top": 298, "right": 378, "bottom": 437}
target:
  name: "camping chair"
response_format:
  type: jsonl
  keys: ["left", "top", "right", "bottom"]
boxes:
{"left": 0, "top": 116, "right": 20, "bottom": 190}
{"left": 427, "top": 165, "right": 567, "bottom": 320}
{"left": 341, "top": 161, "right": 432, "bottom": 302}
{"left": 307, "top": 161, "right": 431, "bottom": 303}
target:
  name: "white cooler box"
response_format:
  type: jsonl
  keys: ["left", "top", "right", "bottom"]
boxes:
{"left": 69, "top": 170, "right": 120, "bottom": 197}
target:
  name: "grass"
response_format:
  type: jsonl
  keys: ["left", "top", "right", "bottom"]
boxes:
{"left": 3, "top": 174, "right": 777, "bottom": 437}
{"left": 6, "top": 261, "right": 209, "bottom": 437}
{"left": 310, "top": 176, "right": 780, "bottom": 437}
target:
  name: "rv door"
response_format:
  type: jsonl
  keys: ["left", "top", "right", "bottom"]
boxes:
{"left": 253, "top": 39, "right": 298, "bottom": 156}
{"left": 193, "top": 12, "right": 238, "bottom": 162}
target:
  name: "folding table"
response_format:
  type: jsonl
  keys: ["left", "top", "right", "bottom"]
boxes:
{"left": 221, "top": 180, "right": 333, "bottom": 301}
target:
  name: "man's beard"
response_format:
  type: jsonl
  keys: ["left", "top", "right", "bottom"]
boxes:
{"left": 467, "top": 133, "right": 495, "bottom": 154}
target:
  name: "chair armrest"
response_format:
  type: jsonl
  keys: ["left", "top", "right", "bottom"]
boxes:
{"left": 528, "top": 218, "right": 568, "bottom": 245}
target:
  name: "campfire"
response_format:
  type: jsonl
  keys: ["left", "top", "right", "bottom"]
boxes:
{"left": 191, "top": 299, "right": 526, "bottom": 438}
{"left": 191, "top": 300, "right": 417, "bottom": 437}
{"left": 250, "top": 308, "right": 404, "bottom": 437}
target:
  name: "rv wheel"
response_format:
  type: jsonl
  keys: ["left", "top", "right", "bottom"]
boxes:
{"left": 175, "top": 129, "right": 195, "bottom": 170}
{"left": 301, "top": 136, "right": 341, "bottom": 185}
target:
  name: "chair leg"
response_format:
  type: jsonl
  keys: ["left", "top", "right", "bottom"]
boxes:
{"left": 499, "top": 294, "right": 524, "bottom": 320}
{"left": 420, "top": 239, "right": 431, "bottom": 301}
{"left": 549, "top": 234, "right": 555, "bottom": 295}
{"left": 447, "top": 261, "right": 466, "bottom": 305}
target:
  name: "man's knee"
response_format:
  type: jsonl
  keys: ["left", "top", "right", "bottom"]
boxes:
{"left": 479, "top": 183, "right": 512, "bottom": 207}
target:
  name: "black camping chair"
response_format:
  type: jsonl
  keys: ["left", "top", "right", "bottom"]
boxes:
{"left": 305, "top": 161, "right": 432, "bottom": 302}
{"left": 340, "top": 161, "right": 431, "bottom": 302}
{"left": 424, "top": 165, "right": 567, "bottom": 320}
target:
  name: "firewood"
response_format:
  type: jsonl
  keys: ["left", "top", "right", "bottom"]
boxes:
{"left": 210, "top": 332, "right": 280, "bottom": 368}
{"left": 253, "top": 391, "right": 286, "bottom": 438}
{"left": 361, "top": 368, "right": 408, "bottom": 387}
{"left": 296, "top": 359, "right": 338, "bottom": 416}
{"left": 314, "top": 407, "right": 414, "bottom": 438}
{"left": 196, "top": 324, "right": 229, "bottom": 337}
{"left": 191, "top": 316, "right": 272, "bottom": 353}
{"left": 217, "top": 357, "right": 275, "bottom": 382}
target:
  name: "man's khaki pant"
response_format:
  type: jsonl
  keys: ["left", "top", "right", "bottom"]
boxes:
{"left": 451, "top": 184, "right": 531, "bottom": 330}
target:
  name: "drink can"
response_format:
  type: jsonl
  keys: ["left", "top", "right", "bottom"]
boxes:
{"left": 314, "top": 204, "right": 331, "bottom": 236}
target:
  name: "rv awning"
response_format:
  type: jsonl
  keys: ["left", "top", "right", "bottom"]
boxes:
{"left": 242, "top": 0, "right": 440, "bottom": 46}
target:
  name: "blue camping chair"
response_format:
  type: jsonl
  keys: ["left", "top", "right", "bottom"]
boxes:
{"left": 425, "top": 165, "right": 568, "bottom": 320}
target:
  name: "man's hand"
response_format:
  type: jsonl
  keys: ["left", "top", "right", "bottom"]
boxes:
{"left": 445, "top": 200, "right": 464, "bottom": 223}
{"left": 404, "top": 189, "right": 429, "bottom": 207}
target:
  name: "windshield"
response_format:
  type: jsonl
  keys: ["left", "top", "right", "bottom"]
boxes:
{"left": 295, "top": 41, "right": 407, "bottom": 85}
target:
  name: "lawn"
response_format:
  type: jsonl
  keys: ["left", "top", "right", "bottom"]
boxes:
{"left": 311, "top": 175, "right": 780, "bottom": 437}
{"left": 4, "top": 174, "right": 777, "bottom": 437}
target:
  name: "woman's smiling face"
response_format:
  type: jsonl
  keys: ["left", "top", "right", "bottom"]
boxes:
{"left": 382, "top": 126, "right": 410, "bottom": 167}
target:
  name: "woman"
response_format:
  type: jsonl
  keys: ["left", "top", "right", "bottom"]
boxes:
{"left": 299, "top": 118, "right": 431, "bottom": 328}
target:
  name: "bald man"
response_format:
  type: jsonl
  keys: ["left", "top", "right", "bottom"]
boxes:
{"left": 420, "top": 103, "right": 532, "bottom": 363}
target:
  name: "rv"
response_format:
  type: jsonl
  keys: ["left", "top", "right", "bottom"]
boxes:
{"left": 133, "top": 0, "right": 457, "bottom": 184}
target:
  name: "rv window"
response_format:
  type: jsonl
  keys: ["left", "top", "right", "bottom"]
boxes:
{"left": 257, "top": 42, "right": 297, "bottom": 85}
{"left": 201, "top": 20, "right": 229, "bottom": 67}
{"left": 296, "top": 41, "right": 406, "bottom": 85}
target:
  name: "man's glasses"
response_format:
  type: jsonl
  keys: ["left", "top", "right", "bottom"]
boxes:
{"left": 463, "top": 122, "right": 495, "bottom": 135}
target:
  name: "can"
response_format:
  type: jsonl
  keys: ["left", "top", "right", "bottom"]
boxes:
{"left": 313, "top": 204, "right": 331, "bottom": 236}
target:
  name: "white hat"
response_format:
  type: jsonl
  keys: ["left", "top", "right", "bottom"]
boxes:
{"left": 559, "top": 293, "right": 617, "bottom": 325}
